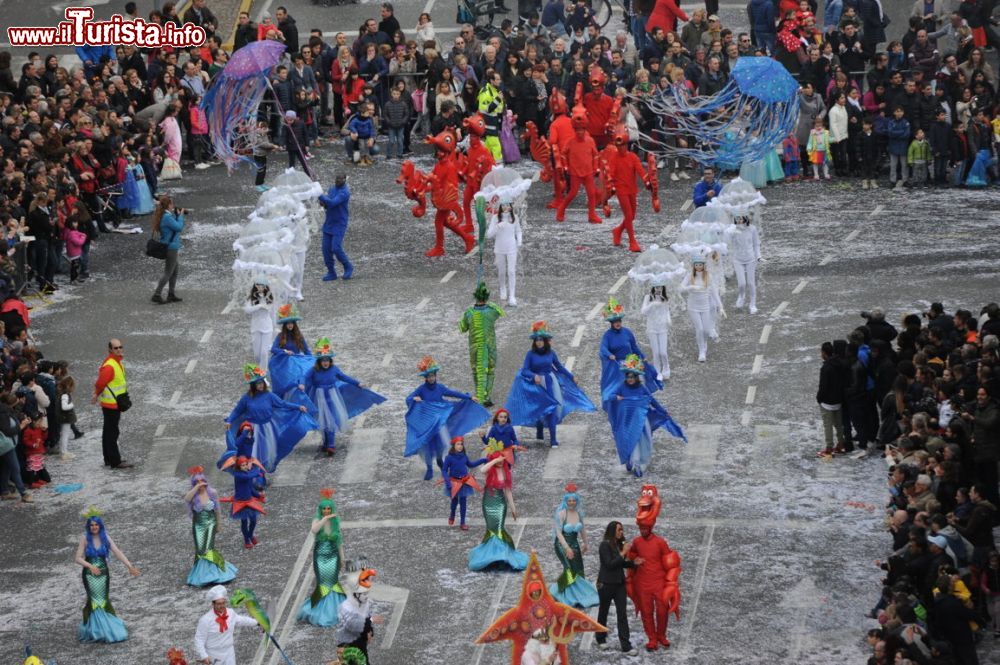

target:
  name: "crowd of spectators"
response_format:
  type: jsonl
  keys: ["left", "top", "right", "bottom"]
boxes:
{"left": 816, "top": 303, "right": 1000, "bottom": 664}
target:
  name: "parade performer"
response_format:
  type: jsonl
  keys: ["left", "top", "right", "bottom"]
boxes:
{"left": 608, "top": 356, "right": 686, "bottom": 478}
{"left": 504, "top": 322, "right": 596, "bottom": 448}
{"left": 599, "top": 298, "right": 661, "bottom": 409}
{"left": 216, "top": 421, "right": 268, "bottom": 482}
{"left": 724, "top": 214, "right": 762, "bottom": 314}
{"left": 626, "top": 485, "right": 681, "bottom": 651}
{"left": 679, "top": 255, "right": 724, "bottom": 362}
{"left": 486, "top": 202, "right": 523, "bottom": 306}
{"left": 549, "top": 483, "right": 599, "bottom": 609}
{"left": 440, "top": 436, "right": 486, "bottom": 530}
{"left": 223, "top": 455, "right": 268, "bottom": 549}
{"left": 304, "top": 337, "right": 386, "bottom": 456}
{"left": 605, "top": 126, "right": 658, "bottom": 253}
{"left": 584, "top": 68, "right": 615, "bottom": 150}
{"left": 183, "top": 467, "right": 239, "bottom": 587}
{"left": 224, "top": 364, "right": 315, "bottom": 473}
{"left": 459, "top": 282, "right": 505, "bottom": 407}
{"left": 405, "top": 356, "right": 490, "bottom": 480}
{"left": 337, "top": 567, "right": 379, "bottom": 663}
{"left": 482, "top": 407, "right": 520, "bottom": 450}
{"left": 461, "top": 114, "right": 497, "bottom": 233}
{"left": 469, "top": 438, "right": 530, "bottom": 571}
{"left": 269, "top": 303, "right": 314, "bottom": 400}
{"left": 477, "top": 71, "right": 505, "bottom": 161}
{"left": 641, "top": 285, "right": 672, "bottom": 381}
{"left": 521, "top": 629, "right": 558, "bottom": 665}
{"left": 298, "top": 489, "right": 347, "bottom": 627}
{"left": 545, "top": 88, "right": 573, "bottom": 209}
{"left": 318, "top": 172, "right": 354, "bottom": 281}
{"left": 193, "top": 585, "right": 260, "bottom": 665}
{"left": 245, "top": 279, "right": 275, "bottom": 374}
{"left": 74, "top": 508, "right": 140, "bottom": 643}
{"left": 555, "top": 93, "right": 602, "bottom": 225}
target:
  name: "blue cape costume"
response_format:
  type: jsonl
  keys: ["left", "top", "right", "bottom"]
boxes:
{"left": 607, "top": 389, "right": 685, "bottom": 476}
{"left": 404, "top": 399, "right": 491, "bottom": 458}
{"left": 504, "top": 350, "right": 596, "bottom": 426}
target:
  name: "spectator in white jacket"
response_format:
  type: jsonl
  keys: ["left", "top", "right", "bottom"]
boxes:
{"left": 828, "top": 92, "right": 851, "bottom": 177}
{"left": 415, "top": 13, "right": 435, "bottom": 44}
{"left": 486, "top": 203, "right": 523, "bottom": 306}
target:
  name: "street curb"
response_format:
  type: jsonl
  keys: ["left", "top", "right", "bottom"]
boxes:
{"left": 222, "top": 0, "right": 254, "bottom": 51}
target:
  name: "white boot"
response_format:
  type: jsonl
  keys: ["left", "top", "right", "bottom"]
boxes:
{"left": 862, "top": 179, "right": 870, "bottom": 189}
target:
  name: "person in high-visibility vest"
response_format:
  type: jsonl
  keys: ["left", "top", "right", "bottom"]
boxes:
{"left": 92, "top": 339, "right": 132, "bottom": 469}
{"left": 477, "top": 72, "right": 505, "bottom": 162}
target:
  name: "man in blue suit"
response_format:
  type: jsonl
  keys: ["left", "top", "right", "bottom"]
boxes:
{"left": 318, "top": 173, "right": 354, "bottom": 281}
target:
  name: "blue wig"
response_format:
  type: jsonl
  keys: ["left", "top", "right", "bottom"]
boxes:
{"left": 84, "top": 517, "right": 110, "bottom": 558}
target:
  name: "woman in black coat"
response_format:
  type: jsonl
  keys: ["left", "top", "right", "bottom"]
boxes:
{"left": 595, "top": 521, "right": 639, "bottom": 655}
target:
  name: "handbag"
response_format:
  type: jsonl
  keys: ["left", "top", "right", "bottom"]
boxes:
{"left": 411, "top": 86, "right": 426, "bottom": 114}
{"left": 160, "top": 157, "right": 182, "bottom": 180}
{"left": 145, "top": 237, "right": 168, "bottom": 259}
{"left": 115, "top": 391, "right": 133, "bottom": 413}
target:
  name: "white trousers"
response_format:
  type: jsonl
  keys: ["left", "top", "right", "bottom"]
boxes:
{"left": 496, "top": 252, "right": 517, "bottom": 301}
{"left": 689, "top": 309, "right": 713, "bottom": 358}
{"left": 292, "top": 249, "right": 306, "bottom": 297}
{"left": 733, "top": 260, "right": 757, "bottom": 309}
{"left": 647, "top": 330, "right": 670, "bottom": 377}
{"left": 251, "top": 331, "right": 270, "bottom": 374}
{"left": 59, "top": 423, "right": 71, "bottom": 454}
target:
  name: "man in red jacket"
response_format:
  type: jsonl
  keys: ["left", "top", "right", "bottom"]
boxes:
{"left": 556, "top": 103, "right": 603, "bottom": 225}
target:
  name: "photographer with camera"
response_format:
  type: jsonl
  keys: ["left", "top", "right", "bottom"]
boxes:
{"left": 150, "top": 195, "right": 185, "bottom": 305}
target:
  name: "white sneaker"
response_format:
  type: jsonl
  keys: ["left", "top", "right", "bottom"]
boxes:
{"left": 656, "top": 158, "right": 666, "bottom": 168}
{"left": 656, "top": 373, "right": 663, "bottom": 381}
{"left": 870, "top": 180, "right": 879, "bottom": 189}
{"left": 670, "top": 172, "right": 679, "bottom": 182}
{"left": 596, "top": 643, "right": 611, "bottom": 651}
{"left": 679, "top": 171, "right": 691, "bottom": 179}
{"left": 735, "top": 297, "right": 744, "bottom": 309}
{"left": 850, "top": 449, "right": 869, "bottom": 460}
{"left": 500, "top": 291, "right": 507, "bottom": 302}
{"left": 508, "top": 298, "right": 517, "bottom": 306}
{"left": 698, "top": 354, "right": 706, "bottom": 362}
{"left": 862, "top": 179, "right": 870, "bottom": 189}
{"left": 60, "top": 452, "right": 76, "bottom": 461}
{"left": 663, "top": 369, "right": 670, "bottom": 379}
{"left": 195, "top": 162, "right": 211, "bottom": 170}
{"left": 353, "top": 150, "right": 360, "bottom": 163}
{"left": 749, "top": 306, "right": 758, "bottom": 314}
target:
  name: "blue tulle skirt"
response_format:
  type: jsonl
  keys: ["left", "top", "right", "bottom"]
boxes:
{"left": 131, "top": 164, "right": 155, "bottom": 215}
{"left": 550, "top": 577, "right": 600, "bottom": 609}
{"left": 600, "top": 359, "right": 662, "bottom": 408}
{"left": 187, "top": 558, "right": 238, "bottom": 587}
{"left": 739, "top": 158, "right": 768, "bottom": 188}
{"left": 764, "top": 149, "right": 784, "bottom": 183}
{"left": 313, "top": 385, "right": 349, "bottom": 433}
{"left": 965, "top": 149, "right": 993, "bottom": 187}
{"left": 297, "top": 588, "right": 347, "bottom": 627}
{"left": 79, "top": 609, "right": 128, "bottom": 643}
{"left": 468, "top": 536, "right": 530, "bottom": 571}
{"left": 504, "top": 372, "right": 596, "bottom": 426}
{"left": 117, "top": 167, "right": 140, "bottom": 212}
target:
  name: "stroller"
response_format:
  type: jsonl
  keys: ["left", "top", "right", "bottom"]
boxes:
{"left": 457, "top": 0, "right": 508, "bottom": 40}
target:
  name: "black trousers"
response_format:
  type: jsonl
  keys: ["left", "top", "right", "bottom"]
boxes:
{"left": 101, "top": 407, "right": 122, "bottom": 467}
{"left": 974, "top": 460, "right": 999, "bottom": 507}
{"left": 254, "top": 155, "right": 267, "bottom": 186}
{"left": 596, "top": 581, "right": 631, "bottom": 648}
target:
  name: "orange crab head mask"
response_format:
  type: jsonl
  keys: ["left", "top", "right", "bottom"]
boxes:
{"left": 636, "top": 484, "right": 661, "bottom": 529}
{"left": 589, "top": 68, "right": 607, "bottom": 94}
{"left": 462, "top": 113, "right": 487, "bottom": 138}
{"left": 549, "top": 88, "right": 568, "bottom": 116}
{"left": 425, "top": 129, "right": 458, "bottom": 156}
{"left": 570, "top": 105, "right": 588, "bottom": 133}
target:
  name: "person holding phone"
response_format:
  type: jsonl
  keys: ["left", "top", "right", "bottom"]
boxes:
{"left": 595, "top": 521, "right": 640, "bottom": 655}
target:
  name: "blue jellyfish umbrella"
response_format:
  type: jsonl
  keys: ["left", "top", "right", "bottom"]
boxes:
{"left": 636, "top": 57, "right": 800, "bottom": 169}
{"left": 201, "top": 40, "right": 290, "bottom": 172}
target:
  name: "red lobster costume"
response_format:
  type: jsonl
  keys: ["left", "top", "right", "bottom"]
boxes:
{"left": 396, "top": 130, "right": 476, "bottom": 257}
{"left": 602, "top": 114, "right": 661, "bottom": 253}
{"left": 460, "top": 114, "right": 496, "bottom": 233}
{"left": 626, "top": 484, "right": 681, "bottom": 651}
{"left": 584, "top": 68, "right": 616, "bottom": 150}
{"left": 555, "top": 90, "right": 603, "bottom": 225}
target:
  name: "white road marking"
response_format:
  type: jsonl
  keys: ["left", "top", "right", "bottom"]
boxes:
{"left": 254, "top": 0, "right": 275, "bottom": 23}
{"left": 769, "top": 301, "right": 789, "bottom": 318}
{"left": 423, "top": 0, "right": 438, "bottom": 16}
{"left": 681, "top": 199, "right": 693, "bottom": 211}
{"left": 870, "top": 204, "right": 884, "bottom": 216}
{"left": 758, "top": 324, "right": 772, "bottom": 345}
{"left": 844, "top": 228, "right": 861, "bottom": 242}
{"left": 270, "top": 432, "right": 319, "bottom": 487}
{"left": 752, "top": 424, "right": 790, "bottom": 480}
{"left": 199, "top": 329, "right": 213, "bottom": 344}
{"left": 542, "top": 425, "right": 585, "bottom": 479}
{"left": 563, "top": 355, "right": 576, "bottom": 372}
{"left": 676, "top": 525, "right": 715, "bottom": 654}
{"left": 382, "top": 352, "right": 392, "bottom": 367}
{"left": 337, "top": 515, "right": 854, "bottom": 532}
{"left": 184, "top": 358, "right": 197, "bottom": 374}
{"left": 570, "top": 324, "right": 586, "bottom": 348}
{"left": 416, "top": 297, "right": 430, "bottom": 311}
{"left": 145, "top": 436, "right": 186, "bottom": 477}
{"left": 221, "top": 301, "right": 234, "bottom": 315}
{"left": 394, "top": 323, "right": 408, "bottom": 339}
{"left": 339, "top": 428, "right": 386, "bottom": 484}
{"left": 267, "top": 566, "right": 315, "bottom": 665}
{"left": 745, "top": 385, "right": 756, "bottom": 405}
{"left": 577, "top": 608, "right": 600, "bottom": 650}
{"left": 740, "top": 410, "right": 752, "bottom": 427}
{"left": 441, "top": 270, "right": 456, "bottom": 283}
{"left": 169, "top": 389, "right": 182, "bottom": 406}
{"left": 608, "top": 275, "right": 628, "bottom": 294}
{"left": 155, "top": 424, "right": 166, "bottom": 437}
{"left": 818, "top": 254, "right": 833, "bottom": 266}
{"left": 370, "top": 583, "right": 411, "bottom": 649}
{"left": 682, "top": 424, "right": 722, "bottom": 478}
{"left": 791, "top": 279, "right": 808, "bottom": 295}
{"left": 586, "top": 301, "right": 604, "bottom": 320}
{"left": 751, "top": 354, "right": 764, "bottom": 375}
{"left": 251, "top": 531, "right": 315, "bottom": 665}
{"left": 471, "top": 521, "right": 528, "bottom": 665}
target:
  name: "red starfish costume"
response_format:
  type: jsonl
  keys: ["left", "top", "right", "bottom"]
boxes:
{"left": 626, "top": 484, "right": 681, "bottom": 651}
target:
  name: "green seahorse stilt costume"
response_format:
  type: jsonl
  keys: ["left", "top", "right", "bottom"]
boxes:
{"left": 458, "top": 282, "right": 505, "bottom": 404}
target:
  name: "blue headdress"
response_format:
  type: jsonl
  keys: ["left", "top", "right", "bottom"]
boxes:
{"left": 82, "top": 507, "right": 110, "bottom": 558}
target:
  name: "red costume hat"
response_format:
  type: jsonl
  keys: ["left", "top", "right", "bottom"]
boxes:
{"left": 589, "top": 67, "right": 608, "bottom": 91}
{"left": 548, "top": 88, "right": 568, "bottom": 116}
{"left": 492, "top": 407, "right": 510, "bottom": 423}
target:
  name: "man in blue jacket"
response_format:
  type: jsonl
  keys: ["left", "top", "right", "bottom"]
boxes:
{"left": 886, "top": 106, "right": 911, "bottom": 189}
{"left": 692, "top": 166, "right": 721, "bottom": 206}
{"left": 318, "top": 173, "right": 353, "bottom": 281}
{"left": 749, "top": 0, "right": 775, "bottom": 54}
{"left": 75, "top": 45, "right": 116, "bottom": 81}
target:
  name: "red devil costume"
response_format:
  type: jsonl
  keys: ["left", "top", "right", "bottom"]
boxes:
{"left": 626, "top": 484, "right": 681, "bottom": 651}
{"left": 460, "top": 114, "right": 496, "bottom": 233}
{"left": 397, "top": 130, "right": 476, "bottom": 257}
{"left": 603, "top": 125, "right": 660, "bottom": 253}
{"left": 555, "top": 94, "right": 602, "bottom": 225}
{"left": 584, "top": 68, "right": 615, "bottom": 150}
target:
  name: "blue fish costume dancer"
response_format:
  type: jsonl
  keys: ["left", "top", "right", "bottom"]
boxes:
{"left": 298, "top": 489, "right": 347, "bottom": 626}
{"left": 76, "top": 509, "right": 138, "bottom": 643}
{"left": 482, "top": 407, "right": 519, "bottom": 450}
{"left": 608, "top": 355, "right": 686, "bottom": 478}
{"left": 222, "top": 455, "right": 267, "bottom": 548}
{"left": 184, "top": 466, "right": 238, "bottom": 587}
{"left": 549, "top": 483, "right": 599, "bottom": 609}
{"left": 599, "top": 298, "right": 662, "bottom": 410}
{"left": 268, "top": 303, "right": 316, "bottom": 404}
{"left": 440, "top": 436, "right": 486, "bottom": 529}
{"left": 225, "top": 364, "right": 318, "bottom": 473}
{"left": 468, "top": 438, "right": 530, "bottom": 571}
{"left": 405, "top": 356, "right": 490, "bottom": 481}
{"left": 504, "top": 321, "right": 596, "bottom": 448}
{"left": 305, "top": 337, "right": 386, "bottom": 455}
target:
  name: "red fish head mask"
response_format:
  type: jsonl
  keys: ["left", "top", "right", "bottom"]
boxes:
{"left": 612, "top": 126, "right": 629, "bottom": 149}
{"left": 462, "top": 113, "right": 487, "bottom": 137}
{"left": 589, "top": 67, "right": 607, "bottom": 91}
{"left": 636, "top": 484, "right": 661, "bottom": 528}
{"left": 425, "top": 129, "right": 458, "bottom": 155}
{"left": 549, "top": 88, "right": 568, "bottom": 116}
{"left": 570, "top": 105, "right": 588, "bottom": 131}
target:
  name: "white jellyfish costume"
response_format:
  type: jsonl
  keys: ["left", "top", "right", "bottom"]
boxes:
{"left": 670, "top": 242, "right": 725, "bottom": 363}
{"left": 672, "top": 205, "right": 730, "bottom": 319}
{"left": 474, "top": 167, "right": 533, "bottom": 306}
{"left": 265, "top": 169, "right": 323, "bottom": 300}
{"left": 709, "top": 178, "right": 767, "bottom": 314}
{"left": 627, "top": 244, "right": 686, "bottom": 379}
